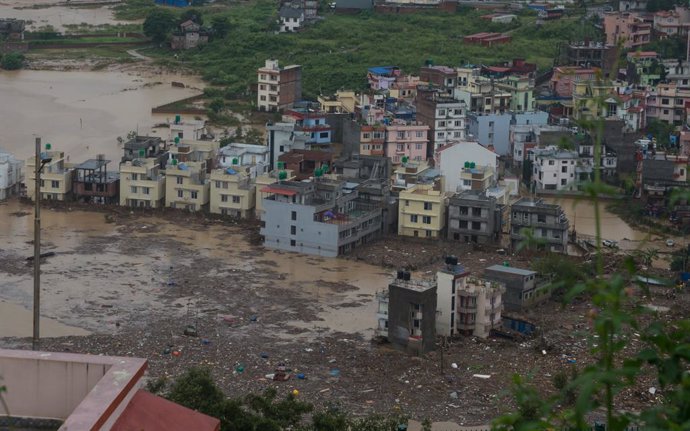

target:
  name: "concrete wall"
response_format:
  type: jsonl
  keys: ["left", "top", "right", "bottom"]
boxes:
{"left": 388, "top": 282, "right": 437, "bottom": 354}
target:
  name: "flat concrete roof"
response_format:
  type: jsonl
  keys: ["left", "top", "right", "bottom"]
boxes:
{"left": 485, "top": 264, "right": 536, "bottom": 276}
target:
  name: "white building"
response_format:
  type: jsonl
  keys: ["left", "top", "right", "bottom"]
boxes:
{"left": 279, "top": 4, "right": 305, "bottom": 32}
{"left": 257, "top": 60, "right": 302, "bottom": 112}
{"left": 434, "top": 140, "right": 498, "bottom": 193}
{"left": 169, "top": 115, "right": 206, "bottom": 143}
{"left": 0, "top": 149, "right": 22, "bottom": 200}
{"left": 436, "top": 258, "right": 470, "bottom": 337}
{"left": 531, "top": 148, "right": 579, "bottom": 191}
{"left": 217, "top": 143, "right": 270, "bottom": 178}
{"left": 266, "top": 122, "right": 310, "bottom": 169}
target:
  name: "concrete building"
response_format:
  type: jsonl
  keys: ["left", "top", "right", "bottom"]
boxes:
{"left": 510, "top": 124, "right": 568, "bottom": 166}
{"left": 260, "top": 178, "right": 382, "bottom": 257}
{"left": 169, "top": 116, "right": 206, "bottom": 142}
{"left": 415, "top": 88, "right": 466, "bottom": 155}
{"left": 386, "top": 271, "right": 438, "bottom": 354}
{"left": 209, "top": 168, "right": 256, "bottom": 218}
{"left": 435, "top": 257, "right": 469, "bottom": 337}
{"left": 165, "top": 137, "right": 219, "bottom": 211}
{"left": 531, "top": 148, "right": 579, "bottom": 191}
{"left": 447, "top": 191, "right": 502, "bottom": 244}
{"left": 398, "top": 181, "right": 446, "bottom": 238}
{"left": 121, "top": 135, "right": 167, "bottom": 164}
{"left": 367, "top": 66, "right": 400, "bottom": 91}
{"left": 510, "top": 198, "right": 569, "bottom": 253}
{"left": 0, "top": 149, "right": 21, "bottom": 200}
{"left": 563, "top": 41, "right": 617, "bottom": 74}
{"left": 359, "top": 124, "right": 386, "bottom": 156}
{"left": 0, "top": 19, "right": 25, "bottom": 39}
{"left": 0, "top": 348, "right": 220, "bottom": 431}
{"left": 383, "top": 121, "right": 429, "bottom": 164}
{"left": 318, "top": 90, "right": 358, "bottom": 114}
{"left": 456, "top": 276, "right": 504, "bottom": 338}
{"left": 458, "top": 163, "right": 495, "bottom": 193}
{"left": 484, "top": 264, "right": 550, "bottom": 311}
{"left": 434, "top": 140, "right": 499, "bottom": 193}
{"left": 419, "top": 65, "right": 457, "bottom": 96}
{"left": 646, "top": 83, "right": 690, "bottom": 125}
{"left": 254, "top": 167, "right": 295, "bottom": 218}
{"left": 279, "top": 3, "right": 305, "bottom": 32}
{"left": 217, "top": 143, "right": 270, "bottom": 176}
{"left": 119, "top": 158, "right": 167, "bottom": 208}
{"left": 603, "top": 12, "right": 651, "bottom": 49}
{"left": 653, "top": 7, "right": 690, "bottom": 37}
{"left": 170, "top": 20, "right": 209, "bottom": 50}
{"left": 25, "top": 147, "right": 73, "bottom": 202}
{"left": 72, "top": 157, "right": 119, "bottom": 204}
{"left": 466, "top": 111, "right": 549, "bottom": 156}
{"left": 284, "top": 108, "right": 333, "bottom": 149}
{"left": 278, "top": 149, "right": 333, "bottom": 180}
{"left": 257, "top": 59, "right": 302, "bottom": 112}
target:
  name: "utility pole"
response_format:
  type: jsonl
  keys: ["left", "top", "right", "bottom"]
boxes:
{"left": 33, "top": 137, "right": 41, "bottom": 350}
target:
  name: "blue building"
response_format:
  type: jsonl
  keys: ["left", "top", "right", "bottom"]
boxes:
{"left": 154, "top": 0, "right": 190, "bottom": 7}
{"left": 466, "top": 111, "right": 548, "bottom": 156}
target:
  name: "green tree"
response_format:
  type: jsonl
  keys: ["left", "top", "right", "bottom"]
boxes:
{"left": 180, "top": 8, "right": 204, "bottom": 25}
{"left": 211, "top": 16, "right": 231, "bottom": 40}
{"left": 209, "top": 98, "right": 225, "bottom": 113}
{"left": 143, "top": 9, "right": 177, "bottom": 44}
{"left": 0, "top": 52, "right": 24, "bottom": 70}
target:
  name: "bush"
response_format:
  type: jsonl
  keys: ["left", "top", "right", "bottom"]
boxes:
{"left": 1, "top": 52, "right": 25, "bottom": 70}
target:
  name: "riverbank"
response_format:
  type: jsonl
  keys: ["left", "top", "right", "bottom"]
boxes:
{"left": 0, "top": 198, "right": 683, "bottom": 424}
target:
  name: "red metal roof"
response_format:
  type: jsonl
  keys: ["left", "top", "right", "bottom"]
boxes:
{"left": 112, "top": 390, "right": 220, "bottom": 431}
{"left": 260, "top": 186, "right": 297, "bottom": 196}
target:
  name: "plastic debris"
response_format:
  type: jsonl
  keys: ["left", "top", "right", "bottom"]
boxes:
{"left": 451, "top": 363, "right": 458, "bottom": 369}
{"left": 292, "top": 389, "right": 299, "bottom": 396}
{"left": 450, "top": 391, "right": 459, "bottom": 399}
{"left": 260, "top": 352, "right": 269, "bottom": 359}
{"left": 296, "top": 373, "right": 306, "bottom": 379}
{"left": 329, "top": 368, "right": 340, "bottom": 377}
{"left": 472, "top": 374, "right": 491, "bottom": 379}
{"left": 201, "top": 338, "right": 210, "bottom": 345}
{"left": 649, "top": 387, "right": 657, "bottom": 395}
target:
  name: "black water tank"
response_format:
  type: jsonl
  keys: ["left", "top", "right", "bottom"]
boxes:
{"left": 403, "top": 271, "right": 411, "bottom": 281}
{"left": 397, "top": 270, "right": 405, "bottom": 279}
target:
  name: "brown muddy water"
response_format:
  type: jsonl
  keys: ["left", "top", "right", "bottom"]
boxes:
{"left": 0, "top": 70, "right": 204, "bottom": 163}
{"left": 0, "top": 1, "right": 134, "bottom": 31}
{"left": 0, "top": 200, "right": 390, "bottom": 339}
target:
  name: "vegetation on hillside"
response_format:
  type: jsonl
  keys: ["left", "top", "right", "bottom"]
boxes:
{"left": 0, "top": 52, "right": 25, "bottom": 70}
{"left": 118, "top": 0, "right": 598, "bottom": 98}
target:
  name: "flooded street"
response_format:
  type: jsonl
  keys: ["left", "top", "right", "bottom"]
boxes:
{"left": 0, "top": 70, "right": 204, "bottom": 163}
{"left": 0, "top": 0, "right": 134, "bottom": 31}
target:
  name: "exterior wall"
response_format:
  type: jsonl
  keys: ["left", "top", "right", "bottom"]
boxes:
{"left": 384, "top": 123, "right": 429, "bottom": 164}
{"left": 447, "top": 194, "right": 499, "bottom": 244}
{"left": 209, "top": 170, "right": 256, "bottom": 218}
{"left": 119, "top": 160, "right": 166, "bottom": 208}
{"left": 436, "top": 269, "right": 467, "bottom": 337}
{"left": 603, "top": 12, "right": 651, "bottom": 49}
{"left": 25, "top": 151, "right": 73, "bottom": 201}
{"left": 510, "top": 199, "right": 569, "bottom": 253}
{"left": 646, "top": 83, "right": 690, "bottom": 125}
{"left": 533, "top": 151, "right": 579, "bottom": 191}
{"left": 257, "top": 60, "right": 302, "bottom": 112}
{"left": 165, "top": 163, "right": 210, "bottom": 211}
{"left": 0, "top": 152, "right": 21, "bottom": 200}
{"left": 388, "top": 281, "right": 437, "bottom": 354}
{"left": 359, "top": 125, "right": 385, "bottom": 156}
{"left": 483, "top": 266, "right": 550, "bottom": 311}
{"left": 398, "top": 184, "right": 446, "bottom": 238}
{"left": 436, "top": 141, "right": 499, "bottom": 193}
{"left": 456, "top": 278, "right": 504, "bottom": 338}
{"left": 280, "top": 14, "right": 304, "bottom": 32}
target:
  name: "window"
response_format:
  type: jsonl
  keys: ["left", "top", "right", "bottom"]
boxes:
{"left": 405, "top": 200, "right": 409, "bottom": 206}
{"left": 561, "top": 179, "right": 567, "bottom": 186}
{"left": 415, "top": 143, "right": 423, "bottom": 150}
{"left": 40, "top": 180, "right": 45, "bottom": 187}
{"left": 471, "top": 221, "right": 481, "bottom": 230}
{"left": 291, "top": 226, "right": 296, "bottom": 235}
{"left": 410, "top": 215, "right": 418, "bottom": 223}
{"left": 438, "top": 121, "right": 446, "bottom": 127}
{"left": 143, "top": 188, "right": 150, "bottom": 195}
{"left": 191, "top": 191, "right": 198, "bottom": 199}
{"left": 426, "top": 230, "right": 432, "bottom": 237}
{"left": 131, "top": 186, "right": 137, "bottom": 193}
{"left": 176, "top": 176, "right": 183, "bottom": 185}
{"left": 472, "top": 208, "right": 482, "bottom": 217}
{"left": 397, "top": 144, "right": 404, "bottom": 152}
{"left": 232, "top": 196, "right": 240, "bottom": 203}
{"left": 416, "top": 131, "right": 424, "bottom": 138}
{"left": 290, "top": 240, "right": 296, "bottom": 246}
{"left": 270, "top": 85, "right": 277, "bottom": 91}
{"left": 454, "top": 109, "right": 462, "bottom": 115}
{"left": 422, "top": 216, "right": 431, "bottom": 224}
{"left": 319, "top": 132, "right": 329, "bottom": 138}
{"left": 537, "top": 214, "right": 546, "bottom": 223}
{"left": 424, "top": 202, "right": 433, "bottom": 210}
{"left": 177, "top": 190, "right": 183, "bottom": 198}
{"left": 259, "top": 85, "right": 265, "bottom": 90}
{"left": 662, "top": 98, "right": 670, "bottom": 105}
{"left": 437, "top": 132, "right": 444, "bottom": 138}
{"left": 373, "top": 132, "right": 383, "bottom": 139}
{"left": 488, "top": 133, "right": 494, "bottom": 140}
{"left": 222, "top": 182, "right": 228, "bottom": 189}
{"left": 489, "top": 121, "right": 494, "bottom": 127}
{"left": 221, "top": 195, "right": 228, "bottom": 202}
{"left": 561, "top": 166, "right": 568, "bottom": 173}
{"left": 291, "top": 211, "right": 297, "bottom": 220}
{"left": 397, "top": 132, "right": 405, "bottom": 139}
{"left": 438, "top": 109, "right": 446, "bottom": 116}
{"left": 260, "top": 96, "right": 266, "bottom": 101}
{"left": 215, "top": 181, "right": 221, "bottom": 188}
{"left": 548, "top": 160, "right": 555, "bottom": 165}
{"left": 131, "top": 174, "right": 138, "bottom": 181}
{"left": 362, "top": 133, "right": 371, "bottom": 139}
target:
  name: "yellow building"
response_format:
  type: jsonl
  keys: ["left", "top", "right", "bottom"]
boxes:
{"left": 119, "top": 158, "right": 166, "bottom": 208}
{"left": 169, "top": 140, "right": 219, "bottom": 164}
{"left": 165, "top": 160, "right": 210, "bottom": 211}
{"left": 572, "top": 80, "right": 614, "bottom": 121}
{"left": 254, "top": 168, "right": 295, "bottom": 218}
{"left": 317, "top": 90, "right": 358, "bottom": 114}
{"left": 398, "top": 182, "right": 446, "bottom": 238}
{"left": 459, "top": 164, "right": 495, "bottom": 193}
{"left": 209, "top": 168, "right": 256, "bottom": 218}
{"left": 25, "top": 149, "right": 73, "bottom": 201}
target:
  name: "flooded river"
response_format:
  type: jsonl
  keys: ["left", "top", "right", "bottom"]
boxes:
{"left": 0, "top": 69, "right": 204, "bottom": 163}
{"left": 0, "top": 0, "right": 134, "bottom": 31}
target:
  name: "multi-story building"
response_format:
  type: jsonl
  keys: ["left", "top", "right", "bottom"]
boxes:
{"left": 447, "top": 191, "right": 502, "bottom": 244}
{"left": 466, "top": 111, "right": 548, "bottom": 156}
{"left": 358, "top": 124, "right": 386, "bottom": 156}
{"left": 119, "top": 158, "right": 167, "bottom": 208}
{"left": 317, "top": 90, "right": 358, "bottom": 114}
{"left": 279, "top": 3, "right": 305, "bottom": 32}
{"left": 510, "top": 124, "right": 568, "bottom": 166}
{"left": 367, "top": 66, "right": 400, "bottom": 91}
{"left": 456, "top": 275, "right": 504, "bottom": 338}
{"left": 170, "top": 20, "right": 209, "bottom": 50}
{"left": 435, "top": 257, "right": 469, "bottom": 337}
{"left": 278, "top": 149, "right": 333, "bottom": 180}
{"left": 493, "top": 75, "right": 536, "bottom": 112}
{"left": 563, "top": 41, "right": 617, "bottom": 73}
{"left": 260, "top": 178, "right": 382, "bottom": 256}
{"left": 386, "top": 271, "right": 438, "bottom": 354}
{"left": 209, "top": 168, "right": 256, "bottom": 218}
{"left": 663, "top": 59, "right": 690, "bottom": 89}
{"left": 254, "top": 167, "right": 295, "bottom": 218}
{"left": 458, "top": 163, "right": 495, "bottom": 193}
{"left": 653, "top": 7, "right": 690, "bottom": 37}
{"left": 165, "top": 160, "right": 210, "bottom": 211}
{"left": 72, "top": 156, "right": 119, "bottom": 204}
{"left": 415, "top": 88, "right": 466, "bottom": 154}
{"left": 398, "top": 181, "right": 446, "bottom": 238}
{"left": 510, "top": 198, "right": 569, "bottom": 253}
{"left": 627, "top": 51, "right": 661, "bottom": 86}
{"left": 0, "top": 149, "right": 21, "bottom": 200}
{"left": 169, "top": 115, "right": 206, "bottom": 142}
{"left": 484, "top": 264, "right": 550, "bottom": 311}
{"left": 25, "top": 147, "right": 73, "bottom": 201}
{"left": 434, "top": 140, "right": 499, "bottom": 193}
{"left": 531, "top": 148, "right": 579, "bottom": 191}
{"left": 121, "top": 136, "right": 167, "bottom": 164}
{"left": 383, "top": 121, "right": 429, "bottom": 164}
{"left": 217, "top": 143, "right": 270, "bottom": 176}
{"left": 257, "top": 59, "right": 302, "bottom": 112}
{"left": 646, "top": 83, "right": 690, "bottom": 125}
{"left": 419, "top": 65, "right": 457, "bottom": 96}
{"left": 603, "top": 12, "right": 651, "bottom": 49}
{"left": 284, "top": 108, "right": 333, "bottom": 150}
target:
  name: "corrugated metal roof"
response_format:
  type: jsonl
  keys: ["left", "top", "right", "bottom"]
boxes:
{"left": 485, "top": 265, "right": 536, "bottom": 276}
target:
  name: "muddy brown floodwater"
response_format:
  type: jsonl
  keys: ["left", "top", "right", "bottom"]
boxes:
{"left": 0, "top": 1, "right": 135, "bottom": 31}
{"left": 0, "top": 70, "right": 204, "bottom": 163}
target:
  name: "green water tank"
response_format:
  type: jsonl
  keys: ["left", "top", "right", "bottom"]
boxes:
{"left": 172, "top": 159, "right": 178, "bottom": 165}
{"left": 232, "top": 158, "right": 239, "bottom": 165}
{"left": 402, "top": 156, "right": 409, "bottom": 163}
{"left": 278, "top": 171, "right": 287, "bottom": 180}
{"left": 174, "top": 136, "right": 180, "bottom": 144}
{"left": 470, "top": 162, "right": 476, "bottom": 169}
{"left": 139, "top": 149, "right": 145, "bottom": 157}
{"left": 175, "top": 115, "right": 181, "bottom": 124}
{"left": 464, "top": 161, "right": 470, "bottom": 168}
{"left": 277, "top": 161, "right": 285, "bottom": 169}
{"left": 46, "top": 143, "right": 52, "bottom": 150}
{"left": 314, "top": 168, "right": 322, "bottom": 177}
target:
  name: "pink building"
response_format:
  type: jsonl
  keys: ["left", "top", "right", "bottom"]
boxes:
{"left": 550, "top": 67, "right": 599, "bottom": 97}
{"left": 646, "top": 83, "right": 690, "bottom": 124}
{"left": 653, "top": 7, "right": 690, "bottom": 37}
{"left": 384, "top": 121, "right": 429, "bottom": 164}
{"left": 604, "top": 12, "right": 651, "bottom": 49}
{"left": 359, "top": 124, "right": 386, "bottom": 156}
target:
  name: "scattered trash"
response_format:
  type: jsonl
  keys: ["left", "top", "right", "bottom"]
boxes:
{"left": 235, "top": 363, "right": 245, "bottom": 373}
{"left": 172, "top": 350, "right": 181, "bottom": 357}
{"left": 304, "top": 348, "right": 314, "bottom": 352}
{"left": 451, "top": 363, "right": 458, "bottom": 369}
{"left": 296, "top": 373, "right": 306, "bottom": 379}
{"left": 163, "top": 347, "right": 171, "bottom": 355}
{"left": 260, "top": 352, "right": 269, "bottom": 359}
{"left": 319, "top": 388, "right": 330, "bottom": 393}
{"left": 649, "top": 387, "right": 657, "bottom": 395}
{"left": 249, "top": 315, "right": 258, "bottom": 322}
{"left": 183, "top": 325, "right": 197, "bottom": 337}
{"left": 292, "top": 389, "right": 299, "bottom": 396}
{"left": 472, "top": 374, "right": 491, "bottom": 379}
{"left": 542, "top": 350, "right": 547, "bottom": 355}
{"left": 328, "top": 359, "right": 337, "bottom": 363}
{"left": 329, "top": 368, "right": 341, "bottom": 377}
{"left": 450, "top": 391, "right": 458, "bottom": 399}
{"left": 201, "top": 338, "right": 210, "bottom": 345}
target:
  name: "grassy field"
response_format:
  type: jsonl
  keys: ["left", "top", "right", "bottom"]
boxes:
{"left": 118, "top": 0, "right": 601, "bottom": 98}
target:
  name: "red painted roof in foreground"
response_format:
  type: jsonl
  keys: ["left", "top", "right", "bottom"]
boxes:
{"left": 112, "top": 390, "right": 220, "bottom": 431}
{"left": 261, "top": 186, "right": 297, "bottom": 196}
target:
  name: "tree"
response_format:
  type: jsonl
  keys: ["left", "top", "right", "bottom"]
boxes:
{"left": 244, "top": 128, "right": 265, "bottom": 145}
{"left": 180, "top": 8, "right": 204, "bottom": 25}
{"left": 209, "top": 98, "right": 225, "bottom": 114}
{"left": 143, "top": 9, "right": 177, "bottom": 44}
{"left": 0, "top": 52, "right": 24, "bottom": 70}
{"left": 211, "top": 16, "right": 231, "bottom": 40}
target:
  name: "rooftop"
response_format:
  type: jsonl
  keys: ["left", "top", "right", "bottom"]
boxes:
{"left": 485, "top": 264, "right": 536, "bottom": 276}
{"left": 74, "top": 158, "right": 110, "bottom": 171}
